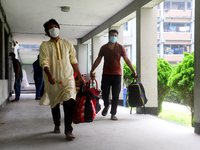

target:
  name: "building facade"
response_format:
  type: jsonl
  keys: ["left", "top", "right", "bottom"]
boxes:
{"left": 157, "top": 0, "right": 194, "bottom": 65}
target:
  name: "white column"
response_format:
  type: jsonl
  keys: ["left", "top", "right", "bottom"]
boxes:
{"left": 194, "top": 0, "right": 200, "bottom": 134}
{"left": 136, "top": 7, "right": 158, "bottom": 115}
{"left": 77, "top": 39, "right": 87, "bottom": 76}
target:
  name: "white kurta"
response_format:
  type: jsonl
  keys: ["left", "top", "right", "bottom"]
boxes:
{"left": 39, "top": 38, "right": 77, "bottom": 108}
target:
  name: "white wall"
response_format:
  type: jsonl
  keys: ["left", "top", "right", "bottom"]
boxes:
{"left": 22, "top": 65, "right": 34, "bottom": 84}
{"left": 0, "top": 80, "right": 9, "bottom": 108}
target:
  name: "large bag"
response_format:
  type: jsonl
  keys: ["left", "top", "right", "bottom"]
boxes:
{"left": 128, "top": 79, "right": 148, "bottom": 114}
{"left": 87, "top": 79, "right": 101, "bottom": 113}
{"left": 73, "top": 85, "right": 99, "bottom": 124}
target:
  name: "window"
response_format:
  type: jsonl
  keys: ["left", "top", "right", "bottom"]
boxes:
{"left": 123, "top": 22, "right": 128, "bottom": 31}
{"left": 157, "top": 4, "right": 160, "bottom": 9}
{"left": 164, "top": 44, "right": 191, "bottom": 55}
{"left": 19, "top": 44, "right": 40, "bottom": 49}
{"left": 187, "top": 2, "right": 191, "bottom": 10}
{"left": 157, "top": 22, "right": 160, "bottom": 32}
{"left": 157, "top": 44, "right": 160, "bottom": 54}
{"left": 164, "top": 23, "right": 191, "bottom": 33}
{"left": 172, "top": 2, "right": 185, "bottom": 10}
{"left": 164, "top": 1, "right": 170, "bottom": 10}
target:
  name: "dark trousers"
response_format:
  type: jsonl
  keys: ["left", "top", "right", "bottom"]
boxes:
{"left": 14, "top": 77, "right": 22, "bottom": 100}
{"left": 101, "top": 74, "right": 121, "bottom": 115}
{"left": 34, "top": 76, "right": 43, "bottom": 98}
{"left": 51, "top": 99, "right": 75, "bottom": 134}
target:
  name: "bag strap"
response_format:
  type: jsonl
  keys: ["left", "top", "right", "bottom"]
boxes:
{"left": 130, "top": 106, "right": 146, "bottom": 115}
{"left": 130, "top": 107, "right": 132, "bottom": 114}
{"left": 87, "top": 79, "right": 98, "bottom": 89}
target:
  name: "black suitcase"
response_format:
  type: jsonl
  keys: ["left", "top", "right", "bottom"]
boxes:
{"left": 128, "top": 79, "right": 148, "bottom": 114}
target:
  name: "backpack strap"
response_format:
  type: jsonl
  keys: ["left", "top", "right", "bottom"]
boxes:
{"left": 143, "top": 105, "right": 146, "bottom": 115}
{"left": 130, "top": 107, "right": 132, "bottom": 114}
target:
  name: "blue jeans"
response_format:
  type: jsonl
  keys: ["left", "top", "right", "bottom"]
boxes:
{"left": 14, "top": 77, "right": 22, "bottom": 100}
{"left": 101, "top": 74, "right": 121, "bottom": 115}
{"left": 34, "top": 77, "right": 43, "bottom": 98}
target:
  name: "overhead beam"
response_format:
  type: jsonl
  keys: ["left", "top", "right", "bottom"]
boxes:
{"left": 81, "top": 0, "right": 164, "bottom": 44}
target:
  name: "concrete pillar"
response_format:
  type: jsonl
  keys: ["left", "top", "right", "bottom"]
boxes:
{"left": 77, "top": 39, "right": 88, "bottom": 76}
{"left": 110, "top": 26, "right": 124, "bottom": 105}
{"left": 91, "top": 36, "right": 105, "bottom": 89}
{"left": 194, "top": 0, "right": 200, "bottom": 134}
{"left": 136, "top": 7, "right": 158, "bottom": 115}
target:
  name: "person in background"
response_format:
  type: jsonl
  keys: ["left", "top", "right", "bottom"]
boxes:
{"left": 90, "top": 29, "right": 137, "bottom": 120}
{"left": 33, "top": 55, "right": 43, "bottom": 100}
{"left": 39, "top": 19, "right": 85, "bottom": 140}
{"left": 9, "top": 52, "right": 23, "bottom": 102}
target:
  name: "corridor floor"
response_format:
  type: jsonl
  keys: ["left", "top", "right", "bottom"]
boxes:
{"left": 0, "top": 94, "right": 200, "bottom": 150}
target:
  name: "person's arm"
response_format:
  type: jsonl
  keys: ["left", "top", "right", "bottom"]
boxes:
{"left": 44, "top": 66, "right": 55, "bottom": 84}
{"left": 123, "top": 55, "right": 138, "bottom": 78}
{"left": 90, "top": 55, "right": 102, "bottom": 79}
{"left": 71, "top": 63, "right": 85, "bottom": 84}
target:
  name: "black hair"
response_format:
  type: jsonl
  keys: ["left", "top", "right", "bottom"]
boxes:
{"left": 43, "top": 19, "right": 60, "bottom": 32}
{"left": 9, "top": 52, "right": 15, "bottom": 58}
{"left": 109, "top": 29, "right": 118, "bottom": 36}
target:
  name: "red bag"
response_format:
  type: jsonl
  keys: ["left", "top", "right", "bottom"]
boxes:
{"left": 87, "top": 79, "right": 101, "bottom": 97}
{"left": 73, "top": 85, "right": 97, "bottom": 124}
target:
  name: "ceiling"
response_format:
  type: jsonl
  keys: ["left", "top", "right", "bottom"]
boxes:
{"left": 1, "top": 0, "right": 135, "bottom": 45}
{"left": 1, "top": 0, "right": 136, "bottom": 64}
{"left": 1, "top": 0, "right": 162, "bottom": 65}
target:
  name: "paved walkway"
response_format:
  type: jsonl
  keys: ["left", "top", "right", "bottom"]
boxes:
{"left": 1, "top": 94, "right": 200, "bottom": 150}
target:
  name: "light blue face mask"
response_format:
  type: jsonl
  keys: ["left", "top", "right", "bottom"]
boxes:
{"left": 110, "top": 36, "right": 117, "bottom": 43}
{"left": 9, "top": 56, "right": 12, "bottom": 60}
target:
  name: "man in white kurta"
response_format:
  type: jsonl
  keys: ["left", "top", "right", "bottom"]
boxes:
{"left": 39, "top": 38, "right": 77, "bottom": 108}
{"left": 39, "top": 19, "right": 85, "bottom": 140}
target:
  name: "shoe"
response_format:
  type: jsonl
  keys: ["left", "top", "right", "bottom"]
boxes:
{"left": 111, "top": 115, "right": 118, "bottom": 120}
{"left": 35, "top": 97, "right": 41, "bottom": 100}
{"left": 102, "top": 106, "right": 110, "bottom": 116}
{"left": 66, "top": 132, "right": 75, "bottom": 140}
{"left": 10, "top": 99, "right": 19, "bottom": 102}
{"left": 53, "top": 126, "right": 61, "bottom": 133}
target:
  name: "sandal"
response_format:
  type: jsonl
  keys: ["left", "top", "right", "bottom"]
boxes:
{"left": 53, "top": 126, "right": 61, "bottom": 133}
{"left": 102, "top": 106, "right": 110, "bottom": 116}
{"left": 111, "top": 115, "right": 118, "bottom": 120}
{"left": 66, "top": 132, "right": 75, "bottom": 140}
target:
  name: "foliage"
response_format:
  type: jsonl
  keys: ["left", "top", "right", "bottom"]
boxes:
{"left": 123, "top": 61, "right": 136, "bottom": 87}
{"left": 164, "top": 89, "right": 184, "bottom": 105}
{"left": 157, "top": 58, "right": 172, "bottom": 113}
{"left": 168, "top": 52, "right": 194, "bottom": 126}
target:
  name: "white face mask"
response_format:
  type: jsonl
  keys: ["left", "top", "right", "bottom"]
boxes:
{"left": 49, "top": 27, "right": 60, "bottom": 38}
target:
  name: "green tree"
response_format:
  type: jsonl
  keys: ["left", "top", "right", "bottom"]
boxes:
{"left": 157, "top": 58, "right": 172, "bottom": 114}
{"left": 168, "top": 52, "right": 194, "bottom": 126}
{"left": 123, "top": 61, "right": 136, "bottom": 88}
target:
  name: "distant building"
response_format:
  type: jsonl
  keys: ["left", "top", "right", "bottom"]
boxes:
{"left": 123, "top": 0, "right": 194, "bottom": 65}
{"left": 157, "top": 0, "right": 194, "bottom": 65}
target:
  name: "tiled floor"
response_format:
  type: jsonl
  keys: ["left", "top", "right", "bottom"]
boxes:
{"left": 0, "top": 94, "right": 200, "bottom": 150}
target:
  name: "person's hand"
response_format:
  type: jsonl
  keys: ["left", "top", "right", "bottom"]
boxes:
{"left": 131, "top": 72, "right": 138, "bottom": 79}
{"left": 48, "top": 75, "right": 55, "bottom": 84}
{"left": 78, "top": 76, "right": 86, "bottom": 85}
{"left": 90, "top": 71, "right": 95, "bottom": 79}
